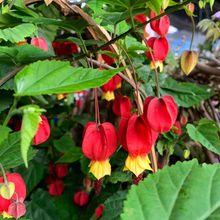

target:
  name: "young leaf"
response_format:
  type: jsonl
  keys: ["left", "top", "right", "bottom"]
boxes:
{"left": 186, "top": 118, "right": 220, "bottom": 155}
{"left": 15, "top": 60, "right": 125, "bottom": 96}
{"left": 121, "top": 159, "right": 220, "bottom": 219}
{"left": 0, "top": 126, "right": 11, "bottom": 145}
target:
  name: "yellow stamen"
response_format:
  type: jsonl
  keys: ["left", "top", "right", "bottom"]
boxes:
{"left": 2, "top": 211, "right": 12, "bottom": 218}
{"left": 89, "top": 160, "right": 111, "bottom": 180}
{"left": 150, "top": 61, "right": 164, "bottom": 72}
{"left": 124, "top": 154, "right": 152, "bottom": 177}
{"left": 101, "top": 91, "right": 115, "bottom": 101}
{"left": 57, "top": 94, "right": 65, "bottom": 100}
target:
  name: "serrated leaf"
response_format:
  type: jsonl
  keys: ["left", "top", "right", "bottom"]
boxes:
{"left": 56, "top": 147, "right": 82, "bottom": 163}
{"left": 15, "top": 60, "right": 124, "bottom": 96}
{"left": 0, "top": 126, "right": 11, "bottom": 145}
{"left": 0, "top": 132, "right": 36, "bottom": 169}
{"left": 25, "top": 189, "right": 61, "bottom": 220}
{"left": 21, "top": 107, "right": 42, "bottom": 167}
{"left": 100, "top": 191, "right": 127, "bottom": 220}
{"left": 121, "top": 159, "right": 220, "bottom": 219}
{"left": 106, "top": 170, "right": 132, "bottom": 184}
{"left": 186, "top": 118, "right": 220, "bottom": 155}
{"left": 53, "top": 135, "right": 75, "bottom": 153}
{"left": 125, "top": 36, "right": 149, "bottom": 51}
{"left": 0, "top": 23, "right": 36, "bottom": 43}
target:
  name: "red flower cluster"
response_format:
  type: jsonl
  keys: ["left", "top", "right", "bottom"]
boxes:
{"left": 82, "top": 122, "right": 118, "bottom": 180}
{"left": 33, "top": 115, "right": 50, "bottom": 145}
{"left": 31, "top": 37, "right": 48, "bottom": 52}
{"left": 0, "top": 173, "right": 26, "bottom": 218}
{"left": 73, "top": 190, "right": 88, "bottom": 206}
{"left": 52, "top": 41, "right": 79, "bottom": 56}
{"left": 146, "top": 11, "right": 170, "bottom": 71}
{"left": 46, "top": 163, "right": 68, "bottom": 196}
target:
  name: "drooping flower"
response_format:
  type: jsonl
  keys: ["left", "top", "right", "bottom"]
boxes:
{"left": 150, "top": 10, "right": 170, "bottom": 36}
{"left": 112, "top": 94, "right": 132, "bottom": 117}
{"left": 31, "top": 37, "right": 48, "bottom": 52}
{"left": 172, "top": 121, "right": 182, "bottom": 136}
{"left": 52, "top": 41, "right": 79, "bottom": 56}
{"left": 143, "top": 95, "right": 178, "bottom": 133}
{"left": 73, "top": 190, "right": 88, "bottom": 206}
{"left": 118, "top": 113, "right": 157, "bottom": 177}
{"left": 145, "top": 37, "right": 169, "bottom": 71}
{"left": 100, "top": 74, "right": 122, "bottom": 101}
{"left": 82, "top": 122, "right": 118, "bottom": 180}
{"left": 33, "top": 115, "right": 50, "bottom": 145}
{"left": 101, "top": 46, "right": 117, "bottom": 65}
{"left": 95, "top": 204, "right": 104, "bottom": 219}
{"left": 8, "top": 198, "right": 26, "bottom": 219}
{"left": 55, "top": 164, "right": 68, "bottom": 178}
{"left": 48, "top": 179, "right": 65, "bottom": 196}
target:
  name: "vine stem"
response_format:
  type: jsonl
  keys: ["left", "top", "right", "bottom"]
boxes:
{"left": 0, "top": 163, "right": 8, "bottom": 185}
{"left": 94, "top": 88, "right": 100, "bottom": 126}
{"left": 77, "top": 32, "right": 88, "bottom": 55}
{"left": 189, "top": 15, "right": 195, "bottom": 50}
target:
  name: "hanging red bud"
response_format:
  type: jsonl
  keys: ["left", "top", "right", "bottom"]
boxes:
{"left": 145, "top": 37, "right": 169, "bottom": 71}
{"left": 143, "top": 95, "right": 178, "bottom": 133}
{"left": 82, "top": 122, "right": 118, "bottom": 180}
{"left": 180, "top": 50, "right": 198, "bottom": 75}
{"left": 33, "top": 115, "right": 50, "bottom": 145}
{"left": 95, "top": 204, "right": 104, "bottom": 219}
{"left": 73, "top": 190, "right": 88, "bottom": 206}
{"left": 180, "top": 115, "right": 188, "bottom": 125}
{"left": 150, "top": 11, "right": 170, "bottom": 37}
{"left": 112, "top": 94, "right": 132, "bottom": 117}
{"left": 8, "top": 199, "right": 26, "bottom": 220}
{"left": 48, "top": 179, "right": 65, "bottom": 196}
{"left": 83, "top": 177, "right": 92, "bottom": 188}
{"left": 101, "top": 46, "right": 117, "bottom": 65}
{"left": 31, "top": 37, "right": 48, "bottom": 52}
{"left": 186, "top": 3, "right": 195, "bottom": 16}
{"left": 55, "top": 164, "right": 68, "bottom": 178}
{"left": 172, "top": 121, "right": 182, "bottom": 136}
{"left": 52, "top": 41, "right": 79, "bottom": 56}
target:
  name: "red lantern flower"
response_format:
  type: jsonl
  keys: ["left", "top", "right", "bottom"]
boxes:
{"left": 101, "top": 46, "right": 117, "bottom": 65}
{"left": 145, "top": 37, "right": 169, "bottom": 71}
{"left": 52, "top": 41, "right": 79, "bottom": 56}
{"left": 48, "top": 179, "right": 65, "bottom": 196}
{"left": 55, "top": 164, "right": 68, "bottom": 178}
{"left": 118, "top": 113, "right": 157, "bottom": 176}
{"left": 82, "top": 122, "right": 118, "bottom": 180}
{"left": 73, "top": 190, "right": 88, "bottom": 206}
{"left": 172, "top": 121, "right": 182, "bottom": 136}
{"left": 101, "top": 74, "right": 122, "bottom": 101}
{"left": 95, "top": 204, "right": 104, "bottom": 219}
{"left": 112, "top": 94, "right": 132, "bottom": 117}
{"left": 0, "top": 173, "right": 26, "bottom": 217}
{"left": 8, "top": 198, "right": 26, "bottom": 219}
{"left": 143, "top": 95, "right": 178, "bottom": 133}
{"left": 31, "top": 37, "right": 48, "bottom": 52}
{"left": 33, "top": 115, "right": 50, "bottom": 145}
{"left": 150, "top": 10, "right": 170, "bottom": 37}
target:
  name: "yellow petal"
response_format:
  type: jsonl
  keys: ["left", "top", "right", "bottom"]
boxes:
{"left": 2, "top": 211, "right": 12, "bottom": 218}
{"left": 150, "top": 61, "right": 163, "bottom": 72}
{"left": 101, "top": 91, "right": 115, "bottom": 101}
{"left": 116, "top": 83, "right": 121, "bottom": 89}
{"left": 124, "top": 155, "right": 152, "bottom": 177}
{"left": 89, "top": 160, "right": 111, "bottom": 180}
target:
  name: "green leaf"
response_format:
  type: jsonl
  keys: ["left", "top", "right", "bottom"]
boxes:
{"left": 147, "top": 0, "right": 162, "bottom": 15}
{"left": 186, "top": 118, "right": 220, "bottom": 155}
{"left": 25, "top": 189, "right": 61, "bottom": 220}
{"left": 210, "top": 0, "right": 215, "bottom": 10}
{"left": 106, "top": 170, "right": 132, "bottom": 184}
{"left": 0, "top": 23, "right": 36, "bottom": 43}
{"left": 121, "top": 159, "right": 220, "bottom": 220}
{"left": 0, "top": 132, "right": 36, "bottom": 170}
{"left": 100, "top": 191, "right": 127, "bottom": 220}
{"left": 0, "top": 90, "right": 14, "bottom": 112}
{"left": 160, "top": 78, "right": 215, "bottom": 107}
{"left": 56, "top": 147, "right": 82, "bottom": 163}
{"left": 14, "top": 160, "right": 44, "bottom": 196}
{"left": 15, "top": 60, "right": 124, "bottom": 96}
{"left": 125, "top": 36, "right": 149, "bottom": 52}
{"left": 53, "top": 135, "right": 75, "bottom": 153}
{"left": 21, "top": 106, "right": 42, "bottom": 167}
{"left": 0, "top": 126, "right": 11, "bottom": 145}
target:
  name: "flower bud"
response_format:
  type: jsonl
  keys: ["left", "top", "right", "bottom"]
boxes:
{"left": 31, "top": 37, "right": 48, "bottom": 52}
{"left": 8, "top": 198, "right": 26, "bottom": 219}
{"left": 180, "top": 115, "right": 188, "bottom": 125}
{"left": 95, "top": 204, "right": 104, "bottom": 219}
{"left": 73, "top": 190, "right": 88, "bottom": 206}
{"left": 186, "top": 3, "right": 195, "bottom": 16}
{"left": 180, "top": 50, "right": 198, "bottom": 75}
{"left": 55, "top": 164, "right": 68, "bottom": 178}
{"left": 172, "top": 121, "right": 182, "bottom": 136}
{"left": 48, "top": 179, "right": 65, "bottom": 196}
{"left": 184, "top": 149, "right": 190, "bottom": 159}
{"left": 83, "top": 177, "right": 92, "bottom": 188}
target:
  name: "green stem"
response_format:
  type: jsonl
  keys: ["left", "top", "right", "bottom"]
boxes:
{"left": 77, "top": 32, "right": 88, "bottom": 55}
{"left": 3, "top": 97, "right": 20, "bottom": 127}
{"left": 0, "top": 163, "right": 7, "bottom": 185}
{"left": 189, "top": 15, "right": 195, "bottom": 50}
{"left": 129, "top": 7, "right": 135, "bottom": 30}
{"left": 8, "top": 0, "right": 16, "bottom": 10}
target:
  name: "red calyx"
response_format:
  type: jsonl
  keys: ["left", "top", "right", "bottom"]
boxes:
{"left": 73, "top": 190, "right": 88, "bottom": 206}
{"left": 150, "top": 10, "right": 170, "bottom": 37}
{"left": 31, "top": 37, "right": 48, "bottom": 52}
{"left": 101, "top": 46, "right": 117, "bottom": 65}
{"left": 101, "top": 75, "right": 122, "bottom": 94}
{"left": 0, "top": 173, "right": 26, "bottom": 214}
{"left": 55, "top": 164, "right": 68, "bottom": 178}
{"left": 82, "top": 122, "right": 118, "bottom": 161}
{"left": 95, "top": 204, "right": 104, "bottom": 219}
{"left": 118, "top": 113, "right": 156, "bottom": 157}
{"left": 52, "top": 41, "right": 79, "bottom": 56}
{"left": 112, "top": 94, "right": 132, "bottom": 117}
{"left": 172, "top": 121, "right": 182, "bottom": 136}
{"left": 145, "top": 37, "right": 169, "bottom": 62}
{"left": 48, "top": 179, "right": 65, "bottom": 196}
{"left": 143, "top": 95, "right": 178, "bottom": 133}
{"left": 33, "top": 115, "right": 50, "bottom": 145}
